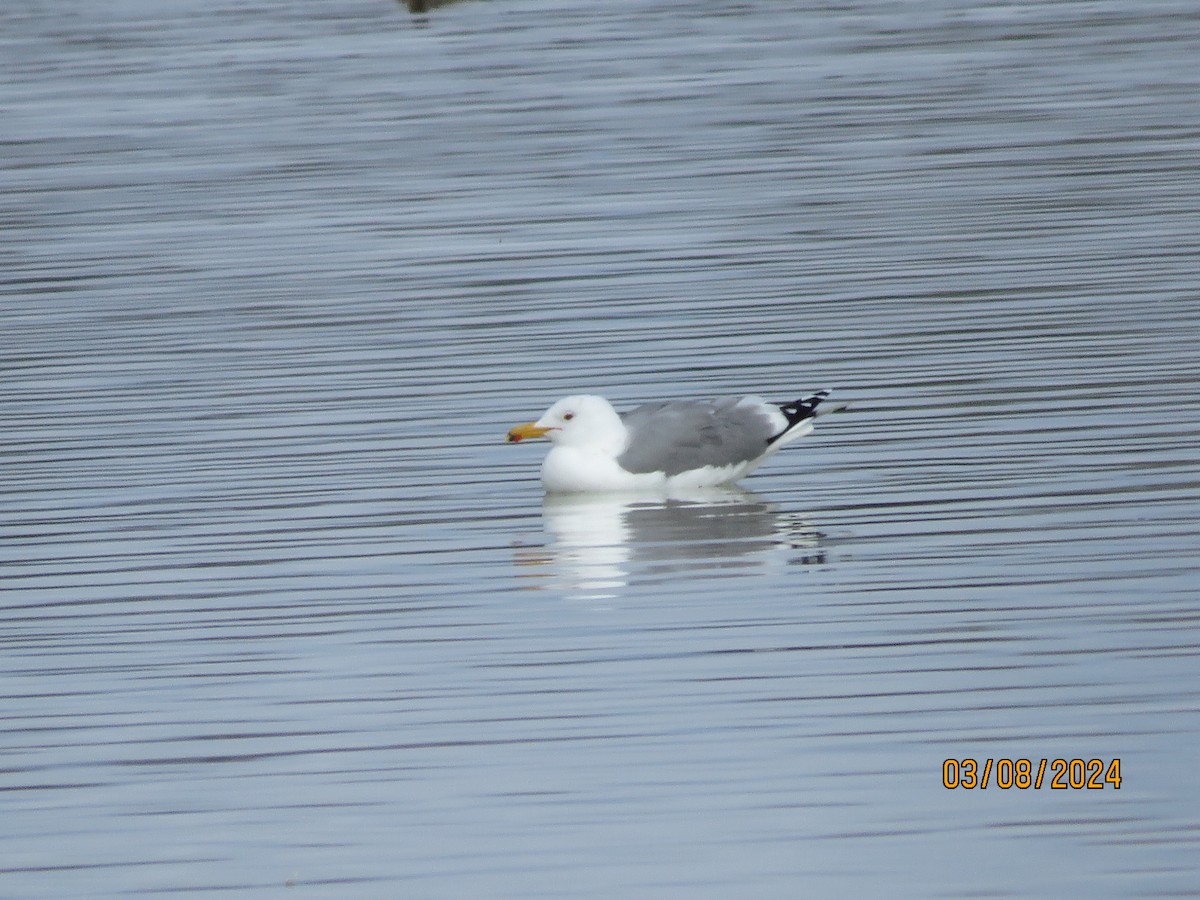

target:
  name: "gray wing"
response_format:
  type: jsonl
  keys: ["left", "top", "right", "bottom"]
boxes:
{"left": 616, "top": 398, "right": 778, "bottom": 476}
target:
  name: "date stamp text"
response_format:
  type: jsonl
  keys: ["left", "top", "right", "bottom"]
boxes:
{"left": 942, "top": 758, "right": 1121, "bottom": 790}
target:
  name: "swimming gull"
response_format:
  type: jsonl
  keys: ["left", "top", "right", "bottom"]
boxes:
{"left": 506, "top": 390, "right": 838, "bottom": 492}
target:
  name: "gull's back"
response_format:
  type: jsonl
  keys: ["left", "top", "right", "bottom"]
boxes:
{"left": 616, "top": 397, "right": 779, "bottom": 476}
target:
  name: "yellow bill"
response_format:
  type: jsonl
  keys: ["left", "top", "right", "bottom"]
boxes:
{"left": 506, "top": 422, "right": 552, "bottom": 443}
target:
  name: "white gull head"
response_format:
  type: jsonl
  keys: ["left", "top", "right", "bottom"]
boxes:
{"left": 533, "top": 395, "right": 627, "bottom": 454}
{"left": 508, "top": 395, "right": 649, "bottom": 492}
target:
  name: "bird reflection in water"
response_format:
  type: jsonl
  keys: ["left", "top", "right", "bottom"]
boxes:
{"left": 402, "top": 0, "right": 470, "bottom": 14}
{"left": 515, "top": 488, "right": 826, "bottom": 601}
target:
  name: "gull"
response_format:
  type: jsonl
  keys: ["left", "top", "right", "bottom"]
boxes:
{"left": 506, "top": 390, "right": 838, "bottom": 492}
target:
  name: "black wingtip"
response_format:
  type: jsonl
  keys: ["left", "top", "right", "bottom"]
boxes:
{"left": 778, "top": 390, "right": 832, "bottom": 428}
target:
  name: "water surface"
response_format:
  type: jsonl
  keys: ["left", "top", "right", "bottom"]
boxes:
{"left": 3, "top": 0, "right": 1199, "bottom": 896}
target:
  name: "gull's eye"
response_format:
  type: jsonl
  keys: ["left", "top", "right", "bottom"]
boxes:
{"left": 563, "top": 412, "right": 575, "bottom": 421}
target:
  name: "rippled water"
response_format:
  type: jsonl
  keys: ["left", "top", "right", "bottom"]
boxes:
{"left": 4, "top": 0, "right": 1200, "bottom": 896}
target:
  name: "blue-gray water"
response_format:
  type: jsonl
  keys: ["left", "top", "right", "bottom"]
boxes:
{"left": 3, "top": 1, "right": 1199, "bottom": 896}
